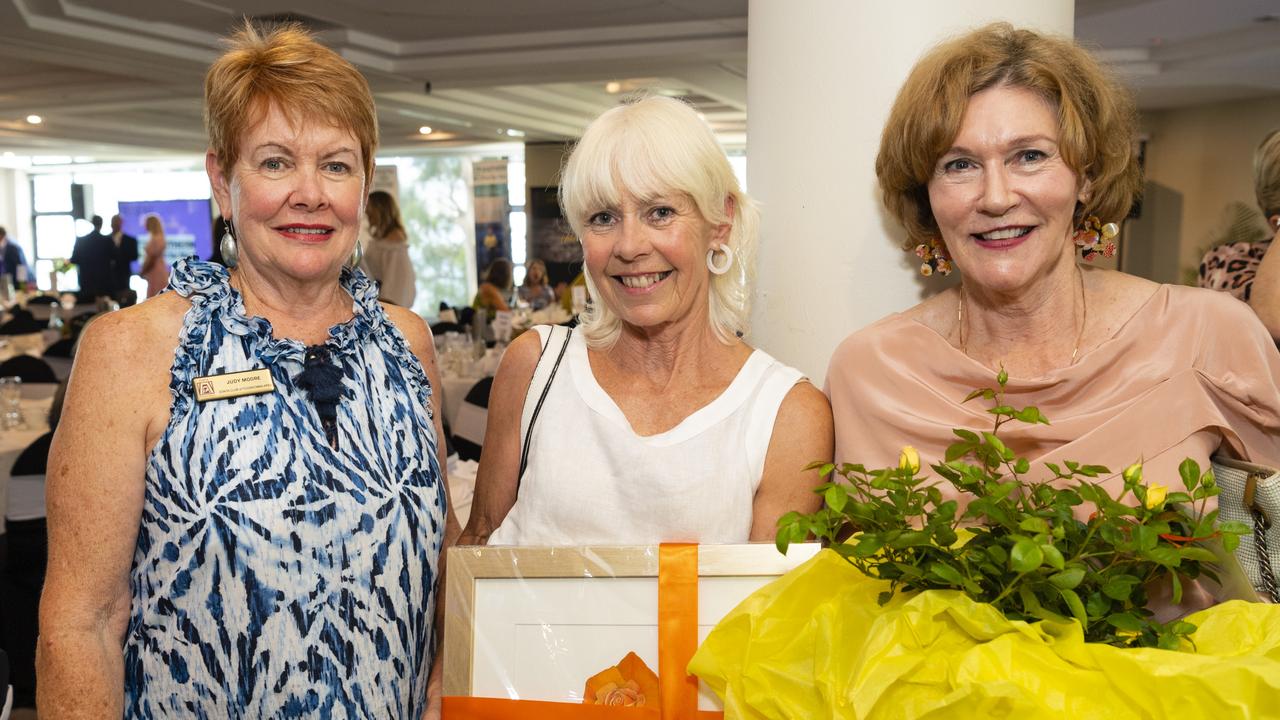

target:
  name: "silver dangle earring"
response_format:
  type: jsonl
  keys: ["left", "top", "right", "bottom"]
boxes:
{"left": 706, "top": 244, "right": 733, "bottom": 275}
{"left": 349, "top": 240, "right": 364, "bottom": 269}
{"left": 220, "top": 219, "right": 239, "bottom": 269}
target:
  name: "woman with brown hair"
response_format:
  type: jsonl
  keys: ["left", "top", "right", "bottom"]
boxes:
{"left": 362, "top": 189, "right": 417, "bottom": 307}
{"left": 38, "top": 22, "right": 454, "bottom": 718}
{"left": 828, "top": 23, "right": 1280, "bottom": 511}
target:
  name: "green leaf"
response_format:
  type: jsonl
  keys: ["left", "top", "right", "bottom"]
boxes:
{"left": 988, "top": 405, "right": 1017, "bottom": 416}
{"left": 1079, "top": 464, "right": 1111, "bottom": 477}
{"left": 945, "top": 442, "right": 975, "bottom": 462}
{"left": 1019, "top": 586, "right": 1043, "bottom": 614}
{"left": 1219, "top": 520, "right": 1252, "bottom": 536}
{"left": 1145, "top": 546, "right": 1181, "bottom": 567}
{"left": 824, "top": 484, "right": 848, "bottom": 513}
{"left": 932, "top": 526, "right": 958, "bottom": 548}
{"left": 1013, "top": 457, "right": 1031, "bottom": 474}
{"left": 1086, "top": 591, "right": 1111, "bottom": 618}
{"left": 953, "top": 428, "right": 980, "bottom": 442}
{"left": 1040, "top": 544, "right": 1065, "bottom": 571}
{"left": 1102, "top": 574, "right": 1141, "bottom": 601}
{"left": 1178, "top": 546, "right": 1219, "bottom": 563}
{"left": 1106, "top": 612, "right": 1144, "bottom": 632}
{"left": 1049, "top": 567, "right": 1085, "bottom": 590}
{"left": 1014, "top": 407, "right": 1047, "bottom": 425}
{"left": 1010, "top": 537, "right": 1044, "bottom": 573}
{"left": 1018, "top": 517, "right": 1049, "bottom": 534}
{"left": 853, "top": 535, "right": 884, "bottom": 557}
{"left": 1170, "top": 571, "right": 1183, "bottom": 605}
{"left": 986, "top": 545, "right": 1008, "bottom": 565}
{"left": 1058, "top": 587, "right": 1088, "bottom": 625}
{"left": 1134, "top": 525, "right": 1159, "bottom": 552}
{"left": 928, "top": 562, "right": 966, "bottom": 588}
{"left": 877, "top": 591, "right": 894, "bottom": 606}
{"left": 1178, "top": 458, "right": 1201, "bottom": 492}
{"left": 1045, "top": 462, "right": 1065, "bottom": 478}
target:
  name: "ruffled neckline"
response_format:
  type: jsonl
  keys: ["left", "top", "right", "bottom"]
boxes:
{"left": 166, "top": 256, "right": 385, "bottom": 365}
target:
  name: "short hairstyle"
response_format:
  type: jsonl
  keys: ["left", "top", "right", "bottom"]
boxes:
{"left": 204, "top": 21, "right": 378, "bottom": 182}
{"left": 0, "top": 226, "right": 6, "bottom": 238}
{"left": 366, "top": 190, "right": 404, "bottom": 239}
{"left": 876, "top": 23, "right": 1141, "bottom": 248}
{"left": 559, "top": 95, "right": 758, "bottom": 349}
{"left": 1256, "top": 129, "right": 1280, "bottom": 219}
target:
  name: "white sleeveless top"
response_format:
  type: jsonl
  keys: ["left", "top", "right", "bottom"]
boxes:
{"left": 488, "top": 327, "right": 805, "bottom": 546}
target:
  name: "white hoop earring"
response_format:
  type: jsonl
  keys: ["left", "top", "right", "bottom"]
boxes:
{"left": 706, "top": 244, "right": 733, "bottom": 275}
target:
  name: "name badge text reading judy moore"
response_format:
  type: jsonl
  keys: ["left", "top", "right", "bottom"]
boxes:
{"left": 193, "top": 368, "right": 276, "bottom": 402}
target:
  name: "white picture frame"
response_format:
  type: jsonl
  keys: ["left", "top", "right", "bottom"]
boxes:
{"left": 443, "top": 543, "right": 820, "bottom": 710}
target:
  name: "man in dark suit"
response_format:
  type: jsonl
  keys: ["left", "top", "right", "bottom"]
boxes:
{"left": 0, "top": 226, "right": 32, "bottom": 290}
{"left": 70, "top": 215, "right": 113, "bottom": 302}
{"left": 106, "top": 214, "right": 139, "bottom": 299}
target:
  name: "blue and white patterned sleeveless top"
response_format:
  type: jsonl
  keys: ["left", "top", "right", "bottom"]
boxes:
{"left": 124, "top": 259, "right": 445, "bottom": 719}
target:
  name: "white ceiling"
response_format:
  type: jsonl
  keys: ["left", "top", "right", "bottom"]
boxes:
{"left": 0, "top": 0, "right": 1277, "bottom": 165}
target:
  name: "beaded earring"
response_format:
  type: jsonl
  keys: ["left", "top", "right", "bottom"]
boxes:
{"left": 914, "top": 238, "right": 952, "bottom": 276}
{"left": 1074, "top": 215, "right": 1119, "bottom": 262}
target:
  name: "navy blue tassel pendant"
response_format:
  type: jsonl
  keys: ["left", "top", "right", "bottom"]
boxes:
{"left": 296, "top": 344, "right": 344, "bottom": 449}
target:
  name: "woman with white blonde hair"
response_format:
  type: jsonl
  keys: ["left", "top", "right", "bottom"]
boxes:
{"left": 459, "top": 96, "right": 832, "bottom": 547}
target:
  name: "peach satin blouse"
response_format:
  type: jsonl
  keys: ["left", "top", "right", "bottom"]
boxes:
{"left": 826, "top": 285, "right": 1280, "bottom": 497}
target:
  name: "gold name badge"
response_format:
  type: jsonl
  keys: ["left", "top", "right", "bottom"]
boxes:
{"left": 193, "top": 368, "right": 276, "bottom": 402}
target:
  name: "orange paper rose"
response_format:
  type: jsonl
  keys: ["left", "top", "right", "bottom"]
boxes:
{"left": 583, "top": 651, "right": 659, "bottom": 707}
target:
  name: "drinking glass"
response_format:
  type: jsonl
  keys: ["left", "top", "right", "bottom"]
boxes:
{"left": 0, "top": 376, "right": 24, "bottom": 429}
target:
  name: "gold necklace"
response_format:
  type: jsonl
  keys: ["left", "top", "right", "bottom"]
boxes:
{"left": 958, "top": 268, "right": 1088, "bottom": 364}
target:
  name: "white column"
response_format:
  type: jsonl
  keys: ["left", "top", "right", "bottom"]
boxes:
{"left": 746, "top": 0, "right": 1074, "bottom": 382}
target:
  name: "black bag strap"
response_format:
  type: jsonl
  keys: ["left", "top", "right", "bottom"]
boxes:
{"left": 517, "top": 325, "right": 572, "bottom": 485}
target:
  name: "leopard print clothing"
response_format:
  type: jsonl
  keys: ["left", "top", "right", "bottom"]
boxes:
{"left": 1198, "top": 239, "right": 1272, "bottom": 302}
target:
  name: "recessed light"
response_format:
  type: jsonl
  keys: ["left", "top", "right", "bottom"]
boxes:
{"left": 605, "top": 81, "right": 622, "bottom": 94}
{"left": 418, "top": 126, "right": 433, "bottom": 135}
{"left": 505, "top": 128, "right": 525, "bottom": 137}
{"left": 25, "top": 115, "right": 42, "bottom": 124}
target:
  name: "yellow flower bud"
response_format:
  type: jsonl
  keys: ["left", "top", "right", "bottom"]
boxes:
{"left": 1122, "top": 462, "right": 1143, "bottom": 484}
{"left": 1144, "top": 483, "right": 1167, "bottom": 510}
{"left": 899, "top": 445, "right": 921, "bottom": 474}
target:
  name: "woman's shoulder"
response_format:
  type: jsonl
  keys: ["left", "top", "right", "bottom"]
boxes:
{"left": 76, "top": 294, "right": 188, "bottom": 377}
{"left": 380, "top": 303, "right": 431, "bottom": 356}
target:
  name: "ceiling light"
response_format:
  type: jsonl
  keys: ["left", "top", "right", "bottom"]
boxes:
{"left": 505, "top": 128, "right": 525, "bottom": 137}
{"left": 418, "top": 126, "right": 433, "bottom": 135}
{"left": 25, "top": 115, "right": 42, "bottom": 124}
{"left": 605, "top": 81, "right": 622, "bottom": 94}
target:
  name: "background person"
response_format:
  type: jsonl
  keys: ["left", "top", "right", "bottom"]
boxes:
{"left": 106, "top": 214, "right": 139, "bottom": 300}
{"left": 139, "top": 214, "right": 170, "bottom": 298}
{"left": 0, "top": 227, "right": 32, "bottom": 290}
{"left": 471, "top": 258, "right": 512, "bottom": 320}
{"left": 1199, "top": 129, "right": 1280, "bottom": 341}
{"left": 460, "top": 96, "right": 832, "bottom": 547}
{"left": 70, "top": 215, "right": 112, "bottom": 301}
{"left": 360, "top": 189, "right": 416, "bottom": 307}
{"left": 38, "top": 22, "right": 455, "bottom": 718}
{"left": 827, "top": 23, "right": 1280, "bottom": 526}
{"left": 517, "top": 258, "right": 555, "bottom": 310}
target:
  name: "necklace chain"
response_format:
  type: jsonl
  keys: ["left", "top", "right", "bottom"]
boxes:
{"left": 958, "top": 268, "right": 1088, "bottom": 365}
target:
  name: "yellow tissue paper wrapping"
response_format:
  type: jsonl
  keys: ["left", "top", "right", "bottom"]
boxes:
{"left": 689, "top": 549, "right": 1280, "bottom": 719}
